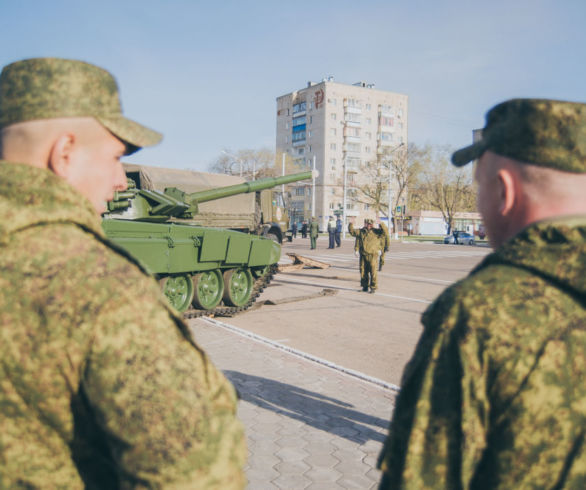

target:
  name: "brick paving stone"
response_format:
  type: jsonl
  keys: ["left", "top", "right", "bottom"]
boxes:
{"left": 190, "top": 319, "right": 396, "bottom": 489}
{"left": 305, "top": 467, "right": 344, "bottom": 483}
{"left": 273, "top": 474, "right": 312, "bottom": 489}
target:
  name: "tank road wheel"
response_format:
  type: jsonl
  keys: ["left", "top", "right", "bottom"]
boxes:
{"left": 160, "top": 275, "right": 194, "bottom": 313}
{"left": 223, "top": 268, "right": 254, "bottom": 307}
{"left": 192, "top": 270, "right": 224, "bottom": 310}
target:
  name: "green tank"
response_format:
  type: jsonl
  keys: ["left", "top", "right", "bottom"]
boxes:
{"left": 102, "top": 171, "right": 313, "bottom": 316}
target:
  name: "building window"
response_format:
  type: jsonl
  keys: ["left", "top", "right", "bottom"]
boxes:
{"left": 330, "top": 128, "right": 336, "bottom": 136}
{"left": 293, "top": 102, "right": 306, "bottom": 113}
{"left": 380, "top": 116, "right": 394, "bottom": 127}
{"left": 295, "top": 187, "right": 305, "bottom": 196}
{"left": 309, "top": 116, "right": 313, "bottom": 124}
{"left": 364, "top": 146, "right": 371, "bottom": 153}
{"left": 365, "top": 104, "right": 371, "bottom": 110}
{"left": 292, "top": 131, "right": 306, "bottom": 143}
{"left": 308, "top": 131, "right": 312, "bottom": 138}
{"left": 309, "top": 101, "right": 313, "bottom": 110}
{"left": 330, "top": 113, "right": 337, "bottom": 120}
{"left": 380, "top": 132, "right": 393, "bottom": 141}
{"left": 297, "top": 147, "right": 305, "bottom": 155}
{"left": 381, "top": 104, "right": 392, "bottom": 113}
{"left": 330, "top": 158, "right": 336, "bottom": 165}
{"left": 365, "top": 132, "right": 372, "bottom": 140}
{"left": 330, "top": 173, "right": 337, "bottom": 182}
{"left": 286, "top": 122, "right": 289, "bottom": 129}
{"left": 347, "top": 127, "right": 361, "bottom": 137}
{"left": 329, "top": 202, "right": 335, "bottom": 209}
{"left": 364, "top": 203, "right": 370, "bottom": 210}
{"left": 345, "top": 112, "right": 361, "bottom": 123}
{"left": 366, "top": 118, "right": 372, "bottom": 125}
{"left": 330, "top": 143, "right": 336, "bottom": 150}
{"left": 285, "top": 136, "right": 288, "bottom": 143}
{"left": 347, "top": 143, "right": 361, "bottom": 152}
{"left": 309, "top": 145, "right": 312, "bottom": 152}
{"left": 328, "top": 98, "right": 337, "bottom": 105}
{"left": 292, "top": 115, "right": 306, "bottom": 126}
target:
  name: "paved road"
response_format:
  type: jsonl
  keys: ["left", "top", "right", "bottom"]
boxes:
{"left": 216, "top": 237, "right": 489, "bottom": 386}
{"left": 188, "top": 238, "right": 489, "bottom": 488}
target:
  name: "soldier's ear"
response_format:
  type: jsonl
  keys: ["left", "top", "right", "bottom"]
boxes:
{"left": 496, "top": 168, "right": 516, "bottom": 217}
{"left": 48, "top": 132, "right": 76, "bottom": 178}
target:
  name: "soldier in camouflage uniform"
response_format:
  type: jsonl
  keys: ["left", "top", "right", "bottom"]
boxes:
{"left": 378, "top": 222, "right": 390, "bottom": 271}
{"left": 0, "top": 58, "right": 246, "bottom": 489}
{"left": 378, "top": 98, "right": 586, "bottom": 489}
{"left": 348, "top": 218, "right": 385, "bottom": 293}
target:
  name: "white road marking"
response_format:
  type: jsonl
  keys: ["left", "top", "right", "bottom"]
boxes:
{"left": 199, "top": 316, "right": 400, "bottom": 393}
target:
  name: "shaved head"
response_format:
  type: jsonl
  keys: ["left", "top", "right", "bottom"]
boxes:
{"left": 475, "top": 151, "right": 586, "bottom": 248}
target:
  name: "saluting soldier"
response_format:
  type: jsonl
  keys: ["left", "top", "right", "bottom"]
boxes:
{"left": 0, "top": 58, "right": 246, "bottom": 488}
{"left": 348, "top": 218, "right": 385, "bottom": 293}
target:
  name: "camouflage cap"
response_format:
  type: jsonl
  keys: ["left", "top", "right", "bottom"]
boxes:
{"left": 365, "top": 218, "right": 374, "bottom": 225}
{"left": 0, "top": 58, "right": 162, "bottom": 154}
{"left": 452, "top": 98, "right": 586, "bottom": 173}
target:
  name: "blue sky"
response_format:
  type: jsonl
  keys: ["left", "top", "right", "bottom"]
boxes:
{"left": 1, "top": 0, "right": 584, "bottom": 170}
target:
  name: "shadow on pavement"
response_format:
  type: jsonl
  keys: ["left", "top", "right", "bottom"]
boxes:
{"left": 224, "top": 370, "right": 390, "bottom": 444}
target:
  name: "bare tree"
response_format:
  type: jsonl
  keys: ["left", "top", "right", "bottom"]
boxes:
{"left": 209, "top": 148, "right": 304, "bottom": 180}
{"left": 354, "top": 143, "right": 421, "bottom": 232}
{"left": 410, "top": 144, "right": 476, "bottom": 233}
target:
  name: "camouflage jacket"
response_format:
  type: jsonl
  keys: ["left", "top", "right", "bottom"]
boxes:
{"left": 378, "top": 217, "right": 586, "bottom": 489}
{"left": 0, "top": 162, "right": 246, "bottom": 489}
{"left": 348, "top": 223, "right": 385, "bottom": 255}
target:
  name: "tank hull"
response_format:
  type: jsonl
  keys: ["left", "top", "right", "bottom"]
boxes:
{"left": 102, "top": 219, "right": 280, "bottom": 313}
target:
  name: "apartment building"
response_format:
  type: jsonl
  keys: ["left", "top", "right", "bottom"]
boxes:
{"left": 276, "top": 78, "right": 408, "bottom": 231}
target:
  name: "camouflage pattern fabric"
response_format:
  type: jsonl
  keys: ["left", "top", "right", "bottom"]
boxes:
{"left": 0, "top": 58, "right": 162, "bottom": 153}
{"left": 452, "top": 98, "right": 586, "bottom": 172}
{"left": 349, "top": 223, "right": 386, "bottom": 290}
{"left": 0, "top": 161, "right": 246, "bottom": 489}
{"left": 378, "top": 217, "right": 586, "bottom": 489}
{"left": 379, "top": 223, "right": 390, "bottom": 267}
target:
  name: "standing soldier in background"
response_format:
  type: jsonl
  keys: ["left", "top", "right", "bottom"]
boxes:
{"left": 348, "top": 218, "right": 385, "bottom": 293}
{"left": 301, "top": 220, "right": 308, "bottom": 238}
{"left": 327, "top": 215, "right": 336, "bottom": 249}
{"left": 378, "top": 221, "right": 390, "bottom": 271}
{"left": 309, "top": 216, "right": 319, "bottom": 249}
{"left": 0, "top": 58, "right": 246, "bottom": 489}
{"left": 378, "top": 98, "right": 586, "bottom": 489}
{"left": 335, "top": 215, "right": 342, "bottom": 247}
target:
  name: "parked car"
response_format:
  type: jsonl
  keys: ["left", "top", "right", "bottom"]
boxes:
{"left": 444, "top": 232, "right": 475, "bottom": 245}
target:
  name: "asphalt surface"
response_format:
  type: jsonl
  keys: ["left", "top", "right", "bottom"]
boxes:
{"left": 188, "top": 237, "right": 489, "bottom": 488}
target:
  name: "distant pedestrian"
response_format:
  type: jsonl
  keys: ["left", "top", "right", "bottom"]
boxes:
{"left": 327, "top": 216, "right": 336, "bottom": 249}
{"left": 309, "top": 217, "right": 319, "bottom": 249}
{"left": 335, "top": 217, "right": 342, "bottom": 247}
{"left": 301, "top": 221, "right": 308, "bottom": 238}
{"left": 291, "top": 222, "right": 297, "bottom": 238}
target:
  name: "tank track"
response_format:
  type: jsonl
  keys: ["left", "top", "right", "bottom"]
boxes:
{"left": 182, "top": 264, "right": 278, "bottom": 319}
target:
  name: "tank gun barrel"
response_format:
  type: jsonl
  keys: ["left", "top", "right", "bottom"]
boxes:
{"left": 183, "top": 170, "right": 314, "bottom": 205}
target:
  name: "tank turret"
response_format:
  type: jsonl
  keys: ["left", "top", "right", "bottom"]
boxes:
{"left": 101, "top": 170, "right": 314, "bottom": 315}
{"left": 104, "top": 171, "right": 315, "bottom": 222}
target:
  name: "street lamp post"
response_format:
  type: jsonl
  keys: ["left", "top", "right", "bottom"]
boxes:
{"left": 387, "top": 142, "right": 405, "bottom": 239}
